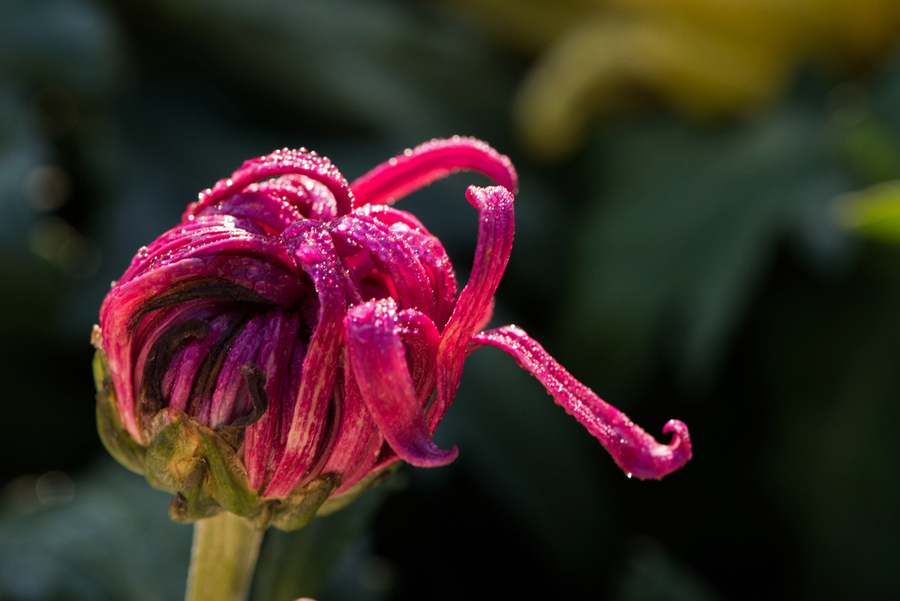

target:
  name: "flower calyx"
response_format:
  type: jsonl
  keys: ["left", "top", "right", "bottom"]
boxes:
{"left": 94, "top": 349, "right": 392, "bottom": 530}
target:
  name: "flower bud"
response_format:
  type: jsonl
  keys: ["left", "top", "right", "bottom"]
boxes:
{"left": 94, "top": 137, "right": 691, "bottom": 530}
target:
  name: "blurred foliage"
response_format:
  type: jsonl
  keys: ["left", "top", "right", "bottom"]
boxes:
{"left": 0, "top": 460, "right": 395, "bottom": 601}
{"left": 833, "top": 180, "right": 900, "bottom": 242}
{"left": 611, "top": 537, "right": 722, "bottom": 601}
{"left": 434, "top": 0, "right": 900, "bottom": 159}
{"left": 0, "top": 461, "right": 191, "bottom": 601}
{"left": 2, "top": 1, "right": 900, "bottom": 601}
{"left": 561, "top": 108, "right": 847, "bottom": 393}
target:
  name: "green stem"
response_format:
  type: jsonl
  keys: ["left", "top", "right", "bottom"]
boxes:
{"left": 185, "top": 512, "right": 265, "bottom": 601}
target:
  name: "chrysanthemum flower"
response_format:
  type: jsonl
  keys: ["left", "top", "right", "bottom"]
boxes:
{"left": 92, "top": 137, "right": 691, "bottom": 530}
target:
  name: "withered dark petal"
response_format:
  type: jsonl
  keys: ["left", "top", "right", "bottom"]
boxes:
{"left": 216, "top": 362, "right": 271, "bottom": 449}
{"left": 187, "top": 312, "right": 255, "bottom": 418}
{"left": 139, "top": 319, "right": 210, "bottom": 426}
{"left": 230, "top": 362, "right": 270, "bottom": 428}
{"left": 128, "top": 277, "right": 273, "bottom": 333}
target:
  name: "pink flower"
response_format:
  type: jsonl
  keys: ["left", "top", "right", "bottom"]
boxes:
{"left": 94, "top": 137, "right": 690, "bottom": 524}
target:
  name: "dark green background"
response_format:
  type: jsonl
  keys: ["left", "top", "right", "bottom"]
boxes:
{"left": 2, "top": 1, "right": 900, "bottom": 600}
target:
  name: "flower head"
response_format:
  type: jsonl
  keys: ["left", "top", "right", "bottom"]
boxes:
{"left": 93, "top": 137, "right": 690, "bottom": 529}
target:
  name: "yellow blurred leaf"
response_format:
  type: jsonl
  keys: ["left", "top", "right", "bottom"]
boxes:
{"left": 440, "top": 0, "right": 900, "bottom": 159}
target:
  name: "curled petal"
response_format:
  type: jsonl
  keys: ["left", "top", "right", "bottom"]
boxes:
{"left": 397, "top": 309, "right": 440, "bottom": 406}
{"left": 186, "top": 148, "right": 354, "bottom": 220}
{"left": 251, "top": 174, "right": 338, "bottom": 223}
{"left": 471, "top": 327, "right": 691, "bottom": 480}
{"left": 430, "top": 185, "right": 515, "bottom": 430}
{"left": 361, "top": 205, "right": 459, "bottom": 329}
{"left": 330, "top": 214, "right": 435, "bottom": 318}
{"left": 345, "top": 299, "right": 457, "bottom": 468}
{"left": 195, "top": 192, "right": 306, "bottom": 234}
{"left": 118, "top": 218, "right": 299, "bottom": 292}
{"left": 350, "top": 137, "right": 519, "bottom": 207}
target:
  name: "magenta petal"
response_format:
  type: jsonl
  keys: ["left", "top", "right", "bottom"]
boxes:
{"left": 397, "top": 309, "right": 440, "bottom": 406}
{"left": 472, "top": 327, "right": 692, "bottom": 480}
{"left": 345, "top": 299, "right": 458, "bottom": 467}
{"left": 430, "top": 185, "right": 515, "bottom": 430}
{"left": 196, "top": 191, "right": 306, "bottom": 234}
{"left": 186, "top": 147, "right": 354, "bottom": 220}
{"left": 244, "top": 309, "right": 297, "bottom": 491}
{"left": 320, "top": 356, "right": 382, "bottom": 491}
{"left": 263, "top": 222, "right": 352, "bottom": 497}
{"left": 360, "top": 205, "right": 459, "bottom": 329}
{"left": 208, "top": 314, "right": 266, "bottom": 428}
{"left": 350, "top": 137, "right": 519, "bottom": 207}
{"left": 251, "top": 174, "right": 339, "bottom": 223}
{"left": 330, "top": 214, "right": 435, "bottom": 318}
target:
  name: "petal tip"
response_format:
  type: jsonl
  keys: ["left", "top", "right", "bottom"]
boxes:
{"left": 403, "top": 443, "right": 459, "bottom": 468}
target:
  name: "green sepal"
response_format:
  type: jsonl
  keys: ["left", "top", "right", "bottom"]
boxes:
{"left": 316, "top": 462, "right": 399, "bottom": 517}
{"left": 195, "top": 422, "right": 265, "bottom": 521}
{"left": 142, "top": 408, "right": 266, "bottom": 525}
{"left": 270, "top": 474, "right": 339, "bottom": 531}
{"left": 168, "top": 459, "right": 223, "bottom": 524}
{"left": 94, "top": 351, "right": 393, "bottom": 530}
{"left": 144, "top": 407, "right": 203, "bottom": 493}
{"left": 93, "top": 350, "right": 147, "bottom": 475}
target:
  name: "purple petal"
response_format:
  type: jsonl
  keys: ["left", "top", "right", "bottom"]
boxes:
{"left": 208, "top": 314, "right": 266, "bottom": 428}
{"left": 245, "top": 310, "right": 300, "bottom": 491}
{"left": 263, "top": 221, "right": 354, "bottom": 497}
{"left": 186, "top": 148, "right": 354, "bottom": 220}
{"left": 344, "top": 299, "right": 457, "bottom": 468}
{"left": 350, "top": 137, "right": 519, "bottom": 207}
{"left": 429, "top": 185, "right": 515, "bottom": 430}
{"left": 471, "top": 327, "right": 692, "bottom": 480}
